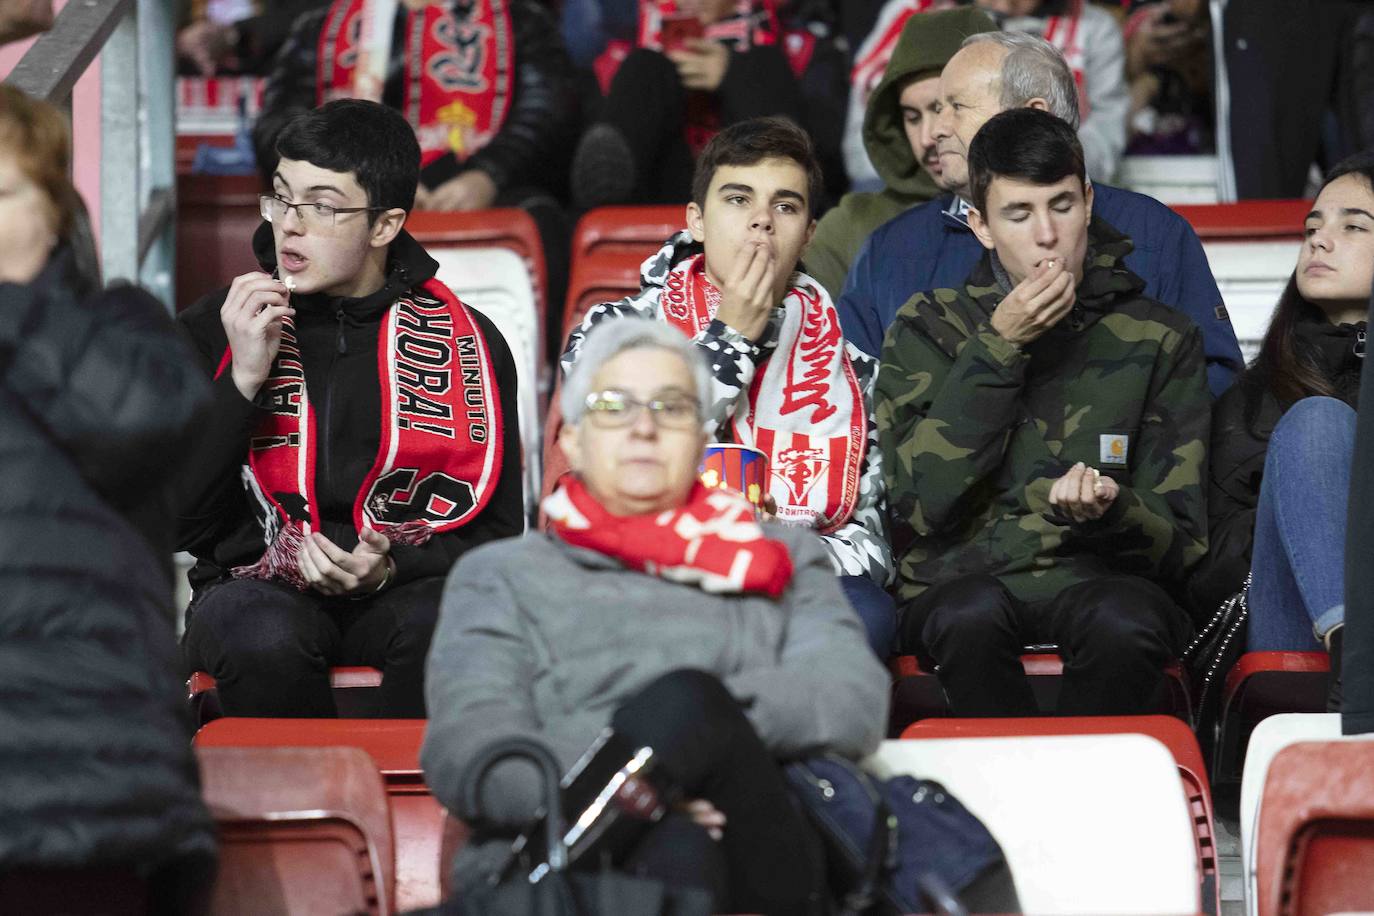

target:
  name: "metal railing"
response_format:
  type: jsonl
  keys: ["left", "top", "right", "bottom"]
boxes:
{"left": 7, "top": 0, "right": 176, "bottom": 307}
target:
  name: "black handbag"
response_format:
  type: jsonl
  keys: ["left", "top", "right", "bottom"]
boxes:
{"left": 1181, "top": 574, "right": 1251, "bottom": 752}
{"left": 784, "top": 754, "right": 1013, "bottom": 916}
{"left": 440, "top": 736, "right": 712, "bottom": 916}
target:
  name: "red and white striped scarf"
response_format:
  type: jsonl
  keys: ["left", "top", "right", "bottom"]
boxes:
{"left": 219, "top": 278, "right": 504, "bottom": 589}
{"left": 544, "top": 477, "right": 794, "bottom": 597}
{"left": 659, "top": 253, "right": 865, "bottom": 534}
{"left": 316, "top": 0, "right": 514, "bottom": 167}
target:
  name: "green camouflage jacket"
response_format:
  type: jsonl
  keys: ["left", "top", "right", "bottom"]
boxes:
{"left": 876, "top": 219, "right": 1210, "bottom": 605}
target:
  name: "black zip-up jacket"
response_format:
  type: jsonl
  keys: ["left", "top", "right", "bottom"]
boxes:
{"left": 251, "top": 0, "right": 578, "bottom": 196}
{"left": 1187, "top": 315, "right": 1365, "bottom": 613}
{"left": 1, "top": 245, "right": 215, "bottom": 870}
{"left": 175, "top": 222, "right": 524, "bottom": 595}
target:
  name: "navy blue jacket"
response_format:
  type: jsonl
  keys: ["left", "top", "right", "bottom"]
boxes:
{"left": 836, "top": 184, "right": 1244, "bottom": 396}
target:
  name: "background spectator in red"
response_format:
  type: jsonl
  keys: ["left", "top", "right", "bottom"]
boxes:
{"left": 570, "top": 0, "right": 848, "bottom": 210}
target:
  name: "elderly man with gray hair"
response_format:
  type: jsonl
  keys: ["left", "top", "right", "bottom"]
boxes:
{"left": 422, "top": 318, "right": 892, "bottom": 914}
{"left": 835, "top": 29, "right": 1244, "bottom": 398}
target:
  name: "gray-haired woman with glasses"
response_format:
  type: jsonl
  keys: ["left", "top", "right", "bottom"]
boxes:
{"left": 423, "top": 318, "right": 889, "bottom": 915}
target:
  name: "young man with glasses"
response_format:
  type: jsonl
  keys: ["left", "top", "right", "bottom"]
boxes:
{"left": 175, "top": 99, "right": 524, "bottom": 719}
{"left": 560, "top": 117, "right": 896, "bottom": 657}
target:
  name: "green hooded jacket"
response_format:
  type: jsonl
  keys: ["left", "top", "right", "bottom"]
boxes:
{"left": 805, "top": 6, "right": 996, "bottom": 298}
{"left": 875, "top": 219, "right": 1211, "bottom": 608}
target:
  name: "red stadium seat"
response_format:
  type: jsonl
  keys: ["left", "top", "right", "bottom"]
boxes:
{"left": 406, "top": 207, "right": 548, "bottom": 338}
{"left": 902, "top": 715, "right": 1219, "bottom": 915}
{"left": 1172, "top": 199, "right": 1310, "bottom": 241}
{"left": 1214, "top": 651, "right": 1330, "bottom": 787}
{"left": 538, "top": 249, "right": 646, "bottom": 522}
{"left": 888, "top": 651, "right": 1192, "bottom": 732}
{"left": 560, "top": 249, "right": 646, "bottom": 342}
{"left": 175, "top": 173, "right": 262, "bottom": 309}
{"left": 196, "top": 718, "right": 452, "bottom": 912}
{"left": 1254, "top": 741, "right": 1374, "bottom": 916}
{"left": 570, "top": 204, "right": 686, "bottom": 262}
{"left": 187, "top": 666, "right": 385, "bottom": 724}
{"left": 197, "top": 745, "right": 395, "bottom": 915}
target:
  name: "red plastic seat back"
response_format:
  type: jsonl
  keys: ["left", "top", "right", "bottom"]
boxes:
{"left": 1256, "top": 741, "right": 1374, "bottom": 916}
{"left": 197, "top": 745, "right": 395, "bottom": 915}
{"left": 406, "top": 208, "right": 548, "bottom": 335}
{"left": 571, "top": 205, "right": 685, "bottom": 262}
{"left": 195, "top": 718, "right": 448, "bottom": 912}
{"left": 1171, "top": 199, "right": 1310, "bottom": 241}
{"left": 175, "top": 173, "right": 262, "bottom": 309}
{"left": 559, "top": 250, "right": 647, "bottom": 344}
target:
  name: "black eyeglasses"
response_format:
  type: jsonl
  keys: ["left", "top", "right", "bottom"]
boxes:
{"left": 260, "top": 194, "right": 387, "bottom": 228}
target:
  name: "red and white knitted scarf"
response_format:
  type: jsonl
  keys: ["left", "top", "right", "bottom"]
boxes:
{"left": 544, "top": 477, "right": 794, "bottom": 597}
{"left": 659, "top": 253, "right": 865, "bottom": 534}
{"left": 219, "top": 278, "right": 504, "bottom": 589}
{"left": 317, "top": 0, "right": 514, "bottom": 167}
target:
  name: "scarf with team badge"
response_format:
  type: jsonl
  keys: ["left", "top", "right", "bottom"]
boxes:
{"left": 217, "top": 277, "right": 504, "bottom": 589}
{"left": 659, "top": 252, "right": 865, "bottom": 534}
{"left": 316, "top": 0, "right": 513, "bottom": 167}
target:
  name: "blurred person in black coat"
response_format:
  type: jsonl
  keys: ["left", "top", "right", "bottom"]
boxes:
{"left": 0, "top": 85, "right": 216, "bottom": 909}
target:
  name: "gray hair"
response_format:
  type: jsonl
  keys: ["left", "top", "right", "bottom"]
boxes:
{"left": 961, "top": 31, "right": 1080, "bottom": 129}
{"left": 561, "top": 318, "right": 713, "bottom": 425}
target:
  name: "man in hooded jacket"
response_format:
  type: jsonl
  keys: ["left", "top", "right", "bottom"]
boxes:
{"left": 805, "top": 6, "right": 996, "bottom": 298}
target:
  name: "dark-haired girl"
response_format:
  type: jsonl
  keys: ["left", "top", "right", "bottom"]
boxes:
{"left": 1191, "top": 153, "right": 1374, "bottom": 704}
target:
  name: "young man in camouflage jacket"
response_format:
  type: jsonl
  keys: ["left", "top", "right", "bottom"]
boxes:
{"left": 876, "top": 109, "right": 1209, "bottom": 716}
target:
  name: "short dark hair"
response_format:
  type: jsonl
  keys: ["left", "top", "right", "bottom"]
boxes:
{"left": 690, "top": 116, "right": 823, "bottom": 217}
{"left": 967, "top": 107, "right": 1085, "bottom": 214}
{"left": 275, "top": 99, "right": 420, "bottom": 216}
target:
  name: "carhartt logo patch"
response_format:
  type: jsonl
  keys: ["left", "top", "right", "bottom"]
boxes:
{"left": 1100, "top": 434, "right": 1129, "bottom": 465}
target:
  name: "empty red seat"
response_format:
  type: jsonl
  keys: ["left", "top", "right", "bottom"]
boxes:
{"left": 560, "top": 249, "right": 646, "bottom": 342}
{"left": 903, "top": 715, "right": 1219, "bottom": 915}
{"left": 406, "top": 207, "right": 548, "bottom": 336}
{"left": 1215, "top": 651, "right": 1330, "bottom": 786}
{"left": 195, "top": 718, "right": 450, "bottom": 912}
{"left": 197, "top": 745, "right": 395, "bottom": 915}
{"left": 1171, "top": 199, "right": 1310, "bottom": 241}
{"left": 1255, "top": 740, "right": 1374, "bottom": 915}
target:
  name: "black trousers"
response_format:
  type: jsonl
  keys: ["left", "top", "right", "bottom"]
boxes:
{"left": 594, "top": 48, "right": 698, "bottom": 204}
{"left": 897, "top": 574, "right": 1192, "bottom": 717}
{"left": 608, "top": 670, "right": 828, "bottom": 916}
{"left": 182, "top": 576, "right": 443, "bottom": 718}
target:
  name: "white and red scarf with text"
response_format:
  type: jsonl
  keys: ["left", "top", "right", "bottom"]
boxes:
{"left": 659, "top": 253, "right": 865, "bottom": 534}
{"left": 218, "top": 278, "right": 504, "bottom": 589}
{"left": 544, "top": 477, "right": 794, "bottom": 597}
{"left": 316, "top": 0, "right": 514, "bottom": 167}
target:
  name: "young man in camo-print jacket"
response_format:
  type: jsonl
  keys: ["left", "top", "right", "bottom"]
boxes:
{"left": 876, "top": 109, "right": 1210, "bottom": 717}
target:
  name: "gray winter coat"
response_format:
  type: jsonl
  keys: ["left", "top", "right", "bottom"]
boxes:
{"left": 421, "top": 523, "right": 889, "bottom": 838}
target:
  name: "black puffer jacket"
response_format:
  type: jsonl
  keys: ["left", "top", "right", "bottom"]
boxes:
{"left": 175, "top": 223, "right": 524, "bottom": 595}
{"left": 1188, "top": 316, "right": 1365, "bottom": 613}
{"left": 0, "top": 247, "right": 215, "bottom": 869}
{"left": 252, "top": 0, "right": 578, "bottom": 197}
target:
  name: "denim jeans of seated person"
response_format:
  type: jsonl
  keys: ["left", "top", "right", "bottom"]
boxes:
{"left": 1247, "top": 396, "right": 1355, "bottom": 651}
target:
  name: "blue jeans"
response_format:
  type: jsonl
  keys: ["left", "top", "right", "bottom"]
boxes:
{"left": 840, "top": 575, "right": 898, "bottom": 658}
{"left": 1247, "top": 397, "right": 1354, "bottom": 651}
